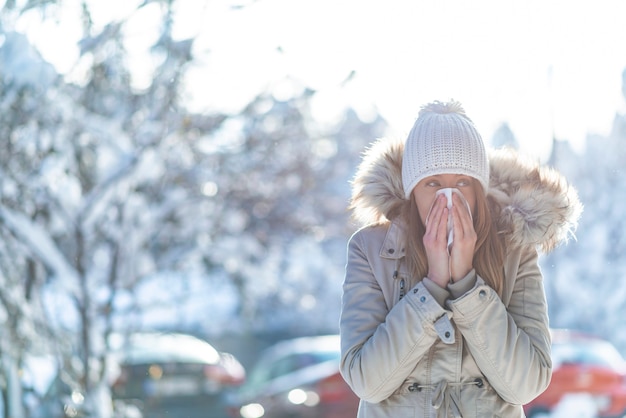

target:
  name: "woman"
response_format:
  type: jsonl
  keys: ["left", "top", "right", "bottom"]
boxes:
{"left": 339, "top": 100, "right": 582, "bottom": 417}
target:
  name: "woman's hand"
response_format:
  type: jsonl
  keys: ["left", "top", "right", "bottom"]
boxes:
{"left": 423, "top": 194, "right": 451, "bottom": 288}
{"left": 449, "top": 193, "right": 477, "bottom": 282}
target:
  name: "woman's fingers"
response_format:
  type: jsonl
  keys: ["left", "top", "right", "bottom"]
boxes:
{"left": 424, "top": 195, "right": 450, "bottom": 287}
{"left": 425, "top": 194, "right": 447, "bottom": 242}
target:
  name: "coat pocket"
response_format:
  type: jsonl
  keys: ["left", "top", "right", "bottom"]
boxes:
{"left": 359, "top": 392, "right": 422, "bottom": 418}
{"left": 361, "top": 404, "right": 415, "bottom": 418}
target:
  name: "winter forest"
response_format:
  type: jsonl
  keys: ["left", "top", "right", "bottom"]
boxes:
{"left": 1, "top": 1, "right": 626, "bottom": 417}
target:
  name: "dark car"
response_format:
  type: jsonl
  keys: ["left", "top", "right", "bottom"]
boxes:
{"left": 227, "top": 334, "right": 359, "bottom": 418}
{"left": 524, "top": 329, "right": 626, "bottom": 418}
{"left": 111, "top": 332, "right": 245, "bottom": 418}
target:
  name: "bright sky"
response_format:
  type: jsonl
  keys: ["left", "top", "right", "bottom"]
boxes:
{"left": 17, "top": 0, "right": 626, "bottom": 161}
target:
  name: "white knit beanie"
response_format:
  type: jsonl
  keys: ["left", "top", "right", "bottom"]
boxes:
{"left": 401, "top": 100, "right": 489, "bottom": 199}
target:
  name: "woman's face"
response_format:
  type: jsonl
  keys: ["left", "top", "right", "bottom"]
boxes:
{"left": 412, "top": 174, "right": 478, "bottom": 224}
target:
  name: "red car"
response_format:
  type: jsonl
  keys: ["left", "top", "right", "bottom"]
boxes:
{"left": 524, "top": 329, "right": 626, "bottom": 418}
{"left": 227, "top": 334, "right": 359, "bottom": 418}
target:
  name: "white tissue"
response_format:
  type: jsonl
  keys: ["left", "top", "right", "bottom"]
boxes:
{"left": 427, "top": 188, "right": 472, "bottom": 252}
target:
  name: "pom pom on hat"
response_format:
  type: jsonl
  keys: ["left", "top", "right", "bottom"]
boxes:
{"left": 401, "top": 100, "right": 489, "bottom": 199}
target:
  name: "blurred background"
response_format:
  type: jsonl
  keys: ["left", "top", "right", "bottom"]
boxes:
{"left": 1, "top": 0, "right": 626, "bottom": 417}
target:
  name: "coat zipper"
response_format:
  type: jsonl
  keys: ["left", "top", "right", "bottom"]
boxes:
{"left": 393, "top": 269, "right": 406, "bottom": 300}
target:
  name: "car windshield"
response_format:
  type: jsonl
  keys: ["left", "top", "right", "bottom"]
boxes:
{"left": 552, "top": 339, "right": 626, "bottom": 370}
{"left": 245, "top": 349, "right": 340, "bottom": 390}
{"left": 121, "top": 333, "right": 220, "bottom": 365}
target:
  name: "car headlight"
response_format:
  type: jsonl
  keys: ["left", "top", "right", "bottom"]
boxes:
{"left": 240, "top": 403, "right": 265, "bottom": 418}
{"left": 287, "top": 389, "right": 320, "bottom": 407}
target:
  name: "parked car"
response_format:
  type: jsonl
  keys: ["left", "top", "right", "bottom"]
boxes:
{"left": 524, "top": 329, "right": 626, "bottom": 418}
{"left": 227, "top": 334, "right": 359, "bottom": 418}
{"left": 111, "top": 332, "right": 245, "bottom": 418}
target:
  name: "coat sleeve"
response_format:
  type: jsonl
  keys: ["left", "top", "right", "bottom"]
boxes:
{"left": 339, "top": 228, "right": 449, "bottom": 403}
{"left": 449, "top": 246, "right": 552, "bottom": 405}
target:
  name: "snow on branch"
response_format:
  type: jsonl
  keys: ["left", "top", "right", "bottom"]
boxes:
{"left": 0, "top": 205, "right": 80, "bottom": 296}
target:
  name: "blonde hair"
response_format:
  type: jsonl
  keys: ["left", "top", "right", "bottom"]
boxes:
{"left": 403, "top": 181, "right": 505, "bottom": 295}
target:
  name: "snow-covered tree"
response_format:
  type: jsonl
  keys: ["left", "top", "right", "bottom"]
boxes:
{"left": 0, "top": 2, "right": 228, "bottom": 416}
{"left": 205, "top": 93, "right": 386, "bottom": 335}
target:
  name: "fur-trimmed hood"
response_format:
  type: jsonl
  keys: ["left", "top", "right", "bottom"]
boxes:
{"left": 349, "top": 137, "right": 583, "bottom": 253}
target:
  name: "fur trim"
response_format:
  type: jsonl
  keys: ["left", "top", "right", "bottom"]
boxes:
{"left": 488, "top": 148, "right": 582, "bottom": 252}
{"left": 349, "top": 138, "right": 582, "bottom": 253}
{"left": 349, "top": 137, "right": 405, "bottom": 226}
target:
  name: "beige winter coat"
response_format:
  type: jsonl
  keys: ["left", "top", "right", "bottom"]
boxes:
{"left": 340, "top": 138, "right": 582, "bottom": 418}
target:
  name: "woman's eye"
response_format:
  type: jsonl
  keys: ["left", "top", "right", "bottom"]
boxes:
{"left": 426, "top": 181, "right": 440, "bottom": 187}
{"left": 457, "top": 179, "right": 470, "bottom": 187}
